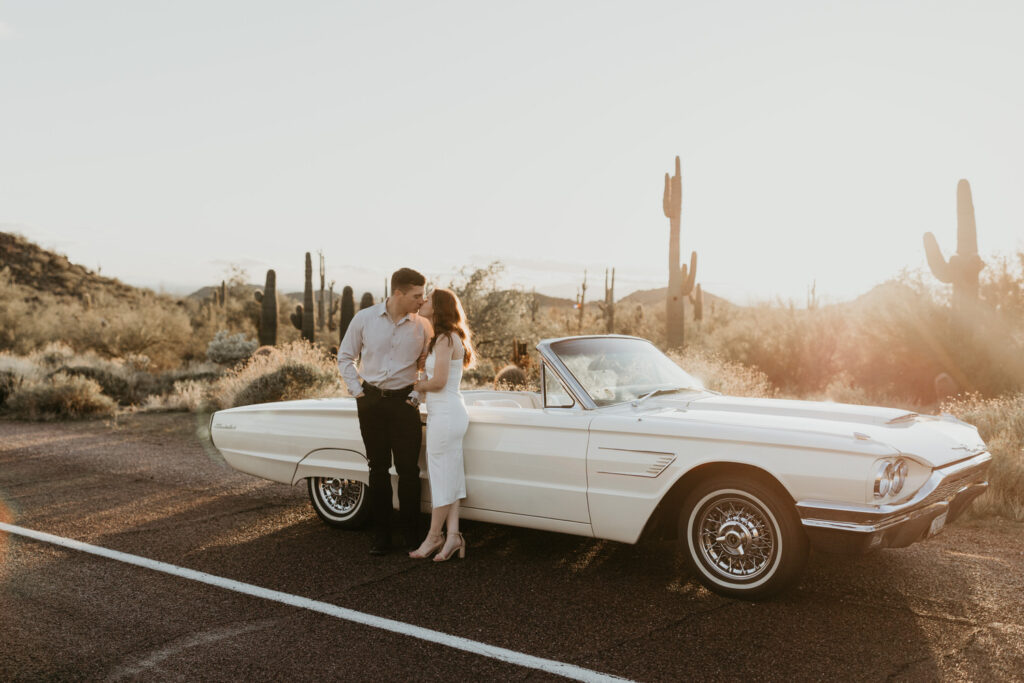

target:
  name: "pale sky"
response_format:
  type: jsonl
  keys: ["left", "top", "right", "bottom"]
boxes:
{"left": 2, "top": 1, "right": 1022, "bottom": 304}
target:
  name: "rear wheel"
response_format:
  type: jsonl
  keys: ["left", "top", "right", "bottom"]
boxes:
{"left": 679, "top": 475, "right": 808, "bottom": 599}
{"left": 307, "top": 477, "right": 370, "bottom": 529}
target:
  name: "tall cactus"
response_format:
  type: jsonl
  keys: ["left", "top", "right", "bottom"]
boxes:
{"left": 219, "top": 280, "right": 227, "bottom": 308}
{"left": 923, "top": 179, "right": 985, "bottom": 311}
{"left": 317, "top": 250, "right": 326, "bottom": 332}
{"left": 253, "top": 269, "right": 278, "bottom": 346}
{"left": 663, "top": 156, "right": 697, "bottom": 348}
{"left": 339, "top": 286, "right": 355, "bottom": 344}
{"left": 359, "top": 292, "right": 375, "bottom": 310}
{"left": 690, "top": 283, "right": 703, "bottom": 322}
{"left": 289, "top": 252, "right": 315, "bottom": 342}
{"left": 327, "top": 281, "right": 338, "bottom": 330}
{"left": 598, "top": 268, "right": 615, "bottom": 333}
{"left": 575, "top": 270, "right": 587, "bottom": 335}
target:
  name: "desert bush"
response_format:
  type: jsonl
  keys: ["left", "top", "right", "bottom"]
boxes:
{"left": 1, "top": 269, "right": 198, "bottom": 369}
{"left": 447, "top": 263, "right": 536, "bottom": 382}
{"left": 142, "top": 379, "right": 208, "bottom": 412}
{"left": 668, "top": 348, "right": 776, "bottom": 398}
{"left": 209, "top": 341, "right": 343, "bottom": 409}
{"left": 942, "top": 393, "right": 1024, "bottom": 521}
{"left": 55, "top": 365, "right": 136, "bottom": 404}
{"left": 4, "top": 372, "right": 117, "bottom": 420}
{"left": 206, "top": 330, "right": 258, "bottom": 365}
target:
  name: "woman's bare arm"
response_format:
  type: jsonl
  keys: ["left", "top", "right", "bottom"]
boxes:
{"left": 414, "top": 334, "right": 453, "bottom": 393}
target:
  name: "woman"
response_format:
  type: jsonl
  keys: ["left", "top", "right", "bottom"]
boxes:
{"left": 409, "top": 288, "right": 475, "bottom": 561}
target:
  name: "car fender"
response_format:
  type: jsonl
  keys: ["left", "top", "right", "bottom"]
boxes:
{"left": 292, "top": 448, "right": 369, "bottom": 486}
{"left": 586, "top": 418, "right": 888, "bottom": 544}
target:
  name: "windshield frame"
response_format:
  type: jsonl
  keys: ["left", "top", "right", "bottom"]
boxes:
{"left": 536, "top": 335, "right": 703, "bottom": 410}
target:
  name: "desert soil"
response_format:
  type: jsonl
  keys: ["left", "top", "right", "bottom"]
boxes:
{"left": 1, "top": 412, "right": 1022, "bottom": 682}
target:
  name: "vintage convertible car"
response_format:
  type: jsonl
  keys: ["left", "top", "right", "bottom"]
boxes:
{"left": 209, "top": 335, "right": 991, "bottom": 598}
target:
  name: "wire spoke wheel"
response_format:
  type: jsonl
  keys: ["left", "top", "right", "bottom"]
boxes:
{"left": 680, "top": 477, "right": 808, "bottom": 599}
{"left": 696, "top": 497, "right": 777, "bottom": 580}
{"left": 318, "top": 478, "right": 364, "bottom": 515}
{"left": 308, "top": 476, "right": 370, "bottom": 528}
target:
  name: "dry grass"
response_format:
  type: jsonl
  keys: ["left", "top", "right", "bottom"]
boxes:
{"left": 4, "top": 371, "right": 117, "bottom": 420}
{"left": 668, "top": 347, "right": 775, "bottom": 398}
{"left": 208, "top": 341, "right": 344, "bottom": 409}
{"left": 941, "top": 393, "right": 1024, "bottom": 521}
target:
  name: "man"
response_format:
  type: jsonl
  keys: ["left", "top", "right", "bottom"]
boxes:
{"left": 338, "top": 268, "right": 431, "bottom": 555}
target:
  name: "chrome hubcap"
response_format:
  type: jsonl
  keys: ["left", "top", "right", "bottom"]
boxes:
{"left": 318, "top": 478, "right": 364, "bottom": 516}
{"left": 697, "top": 497, "right": 776, "bottom": 579}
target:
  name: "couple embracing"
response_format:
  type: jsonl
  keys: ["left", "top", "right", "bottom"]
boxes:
{"left": 338, "top": 268, "right": 475, "bottom": 561}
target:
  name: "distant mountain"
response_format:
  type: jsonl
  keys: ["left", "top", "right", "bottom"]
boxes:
{"left": 0, "top": 231, "right": 145, "bottom": 301}
{"left": 843, "top": 280, "right": 922, "bottom": 310}
{"left": 618, "top": 286, "right": 735, "bottom": 311}
{"left": 531, "top": 292, "right": 576, "bottom": 308}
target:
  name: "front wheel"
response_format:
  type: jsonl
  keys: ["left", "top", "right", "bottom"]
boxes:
{"left": 679, "top": 476, "right": 808, "bottom": 599}
{"left": 308, "top": 477, "right": 370, "bottom": 529}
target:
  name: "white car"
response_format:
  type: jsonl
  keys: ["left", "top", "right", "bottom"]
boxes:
{"left": 210, "top": 335, "right": 991, "bottom": 598}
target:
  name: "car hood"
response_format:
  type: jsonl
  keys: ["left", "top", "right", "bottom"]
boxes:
{"left": 633, "top": 394, "right": 986, "bottom": 468}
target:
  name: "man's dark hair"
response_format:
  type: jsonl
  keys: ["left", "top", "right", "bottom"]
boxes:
{"left": 391, "top": 268, "right": 426, "bottom": 293}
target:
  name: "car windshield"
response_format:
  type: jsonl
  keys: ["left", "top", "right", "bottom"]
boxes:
{"left": 550, "top": 337, "right": 703, "bottom": 407}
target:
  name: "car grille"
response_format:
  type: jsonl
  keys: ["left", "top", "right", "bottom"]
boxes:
{"left": 920, "top": 458, "right": 989, "bottom": 507}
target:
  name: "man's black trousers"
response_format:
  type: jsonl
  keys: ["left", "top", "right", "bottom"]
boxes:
{"left": 355, "top": 391, "right": 422, "bottom": 546}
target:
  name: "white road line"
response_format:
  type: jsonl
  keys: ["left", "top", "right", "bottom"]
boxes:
{"left": 0, "top": 522, "right": 629, "bottom": 683}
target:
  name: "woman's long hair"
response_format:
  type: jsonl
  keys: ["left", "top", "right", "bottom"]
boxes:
{"left": 428, "top": 288, "right": 475, "bottom": 369}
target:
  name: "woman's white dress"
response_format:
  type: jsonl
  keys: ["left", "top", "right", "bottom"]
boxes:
{"left": 424, "top": 338, "right": 468, "bottom": 508}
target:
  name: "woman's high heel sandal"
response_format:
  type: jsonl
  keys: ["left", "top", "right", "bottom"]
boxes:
{"left": 409, "top": 533, "right": 445, "bottom": 559}
{"left": 433, "top": 532, "right": 465, "bottom": 562}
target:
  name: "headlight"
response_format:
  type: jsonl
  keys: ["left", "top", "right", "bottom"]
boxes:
{"left": 874, "top": 462, "right": 892, "bottom": 497}
{"left": 874, "top": 458, "right": 911, "bottom": 499}
{"left": 891, "top": 460, "right": 908, "bottom": 494}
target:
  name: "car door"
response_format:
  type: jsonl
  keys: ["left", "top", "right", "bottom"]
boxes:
{"left": 460, "top": 365, "right": 591, "bottom": 524}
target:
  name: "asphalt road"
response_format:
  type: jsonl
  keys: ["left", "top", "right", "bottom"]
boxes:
{"left": 2, "top": 413, "right": 1023, "bottom": 682}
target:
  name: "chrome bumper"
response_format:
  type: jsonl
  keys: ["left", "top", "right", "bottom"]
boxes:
{"left": 796, "top": 452, "right": 991, "bottom": 554}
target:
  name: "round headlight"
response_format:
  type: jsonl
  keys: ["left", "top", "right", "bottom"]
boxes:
{"left": 891, "top": 459, "right": 909, "bottom": 495}
{"left": 874, "top": 462, "right": 892, "bottom": 498}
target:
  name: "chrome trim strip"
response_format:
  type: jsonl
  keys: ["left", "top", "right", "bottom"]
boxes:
{"left": 802, "top": 500, "right": 950, "bottom": 534}
{"left": 597, "top": 454, "right": 676, "bottom": 478}
{"left": 597, "top": 446, "right": 676, "bottom": 456}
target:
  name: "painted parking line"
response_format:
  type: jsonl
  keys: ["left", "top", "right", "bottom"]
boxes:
{"left": 0, "top": 522, "right": 629, "bottom": 683}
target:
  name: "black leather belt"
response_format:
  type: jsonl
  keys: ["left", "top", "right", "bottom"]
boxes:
{"left": 361, "top": 382, "right": 414, "bottom": 399}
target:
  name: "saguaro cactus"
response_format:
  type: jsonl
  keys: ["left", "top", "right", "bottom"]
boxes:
{"left": 289, "top": 252, "right": 315, "bottom": 342}
{"left": 663, "top": 156, "right": 698, "bottom": 348}
{"left": 598, "top": 268, "right": 616, "bottom": 333}
{"left": 317, "top": 251, "right": 326, "bottom": 332}
{"left": 253, "top": 269, "right": 278, "bottom": 346}
{"left": 327, "top": 281, "right": 339, "bottom": 331}
{"left": 923, "top": 179, "right": 985, "bottom": 311}
{"left": 575, "top": 270, "right": 587, "bottom": 334}
{"left": 359, "top": 292, "right": 375, "bottom": 310}
{"left": 339, "top": 286, "right": 356, "bottom": 344}
{"left": 219, "top": 280, "right": 227, "bottom": 308}
{"left": 690, "top": 283, "right": 703, "bottom": 322}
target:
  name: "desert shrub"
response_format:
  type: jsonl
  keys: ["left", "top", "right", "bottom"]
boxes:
{"left": 448, "top": 263, "right": 536, "bottom": 381}
{"left": 209, "top": 341, "right": 343, "bottom": 409}
{"left": 206, "top": 330, "right": 258, "bottom": 365}
{"left": 142, "top": 379, "right": 208, "bottom": 412}
{"left": 4, "top": 372, "right": 117, "bottom": 420}
{"left": 1, "top": 272, "right": 198, "bottom": 369}
{"left": 147, "top": 363, "right": 223, "bottom": 396}
{"left": 668, "top": 348, "right": 776, "bottom": 398}
{"left": 941, "top": 393, "right": 1024, "bottom": 521}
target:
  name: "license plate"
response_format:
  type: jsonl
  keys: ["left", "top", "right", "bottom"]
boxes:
{"left": 929, "top": 511, "right": 948, "bottom": 537}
